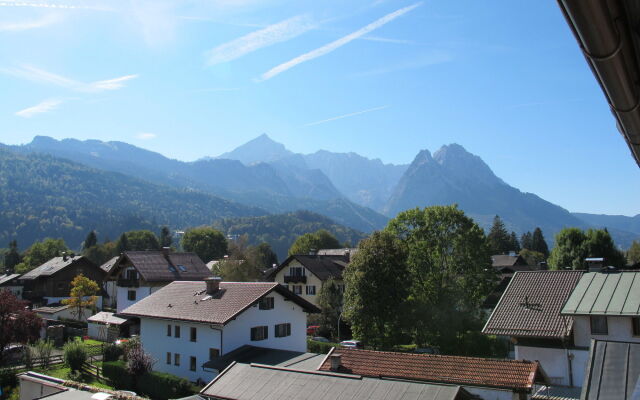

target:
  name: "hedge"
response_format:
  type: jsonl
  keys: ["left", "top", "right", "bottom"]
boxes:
{"left": 101, "top": 361, "right": 195, "bottom": 400}
{"left": 307, "top": 339, "right": 338, "bottom": 354}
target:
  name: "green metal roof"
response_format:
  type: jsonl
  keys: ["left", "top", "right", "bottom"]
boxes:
{"left": 561, "top": 272, "right": 640, "bottom": 316}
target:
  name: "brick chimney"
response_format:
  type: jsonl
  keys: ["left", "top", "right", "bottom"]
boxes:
{"left": 205, "top": 277, "right": 222, "bottom": 294}
{"left": 329, "top": 353, "right": 342, "bottom": 371}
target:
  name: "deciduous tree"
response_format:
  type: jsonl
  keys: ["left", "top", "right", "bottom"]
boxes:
{"left": 628, "top": 240, "right": 640, "bottom": 265}
{"left": 62, "top": 274, "right": 99, "bottom": 320}
{"left": 15, "top": 238, "right": 69, "bottom": 273}
{"left": 0, "top": 290, "right": 42, "bottom": 362}
{"left": 288, "top": 229, "right": 340, "bottom": 256}
{"left": 549, "top": 227, "right": 625, "bottom": 269}
{"left": 343, "top": 231, "right": 407, "bottom": 349}
{"left": 181, "top": 227, "right": 227, "bottom": 263}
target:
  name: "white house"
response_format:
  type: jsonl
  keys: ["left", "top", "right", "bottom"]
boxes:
{"left": 105, "top": 249, "right": 211, "bottom": 313}
{"left": 120, "top": 278, "right": 319, "bottom": 383}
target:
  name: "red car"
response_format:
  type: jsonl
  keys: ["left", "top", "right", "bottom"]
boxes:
{"left": 307, "top": 325, "right": 320, "bottom": 335}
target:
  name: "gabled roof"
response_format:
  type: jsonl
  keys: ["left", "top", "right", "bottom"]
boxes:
{"left": 117, "top": 251, "right": 211, "bottom": 282}
{"left": 317, "top": 347, "right": 547, "bottom": 392}
{"left": 482, "top": 271, "right": 584, "bottom": 339}
{"left": 87, "top": 311, "right": 131, "bottom": 325}
{"left": 201, "top": 362, "right": 473, "bottom": 400}
{"left": 202, "top": 345, "right": 321, "bottom": 371}
{"left": 0, "top": 273, "right": 21, "bottom": 286}
{"left": 581, "top": 340, "right": 640, "bottom": 400}
{"left": 120, "top": 281, "right": 319, "bottom": 325}
{"left": 21, "top": 255, "right": 97, "bottom": 280}
{"left": 268, "top": 254, "right": 347, "bottom": 281}
{"left": 561, "top": 272, "right": 640, "bottom": 316}
{"left": 99, "top": 256, "right": 119, "bottom": 274}
{"left": 492, "top": 254, "right": 528, "bottom": 268}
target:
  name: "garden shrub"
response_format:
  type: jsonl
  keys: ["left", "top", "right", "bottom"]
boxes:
{"left": 307, "top": 339, "right": 338, "bottom": 354}
{"left": 102, "top": 343, "right": 123, "bottom": 362}
{"left": 137, "top": 371, "right": 194, "bottom": 400}
{"left": 63, "top": 339, "right": 87, "bottom": 372}
{"left": 102, "top": 361, "right": 133, "bottom": 389}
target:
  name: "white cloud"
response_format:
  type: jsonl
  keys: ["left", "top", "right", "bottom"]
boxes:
{"left": 0, "top": 13, "right": 61, "bottom": 31}
{"left": 15, "top": 98, "right": 63, "bottom": 117}
{"left": 260, "top": 2, "right": 422, "bottom": 81}
{"left": 205, "top": 15, "right": 314, "bottom": 65}
{"left": 136, "top": 132, "right": 157, "bottom": 140}
{"left": 0, "top": 65, "right": 138, "bottom": 92}
{"left": 303, "top": 105, "right": 389, "bottom": 127}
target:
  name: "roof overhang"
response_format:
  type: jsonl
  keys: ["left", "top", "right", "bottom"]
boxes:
{"left": 557, "top": 0, "right": 640, "bottom": 166}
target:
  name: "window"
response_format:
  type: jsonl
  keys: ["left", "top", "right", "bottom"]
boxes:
{"left": 292, "top": 286, "right": 302, "bottom": 295}
{"left": 259, "top": 297, "right": 274, "bottom": 310}
{"left": 174, "top": 353, "right": 180, "bottom": 366}
{"left": 127, "top": 290, "right": 136, "bottom": 301}
{"left": 190, "top": 356, "right": 196, "bottom": 371}
{"left": 166, "top": 352, "right": 171, "bottom": 364}
{"left": 250, "top": 326, "right": 268, "bottom": 341}
{"left": 190, "top": 327, "right": 197, "bottom": 342}
{"left": 275, "top": 323, "right": 291, "bottom": 338}
{"left": 167, "top": 324, "right": 172, "bottom": 337}
{"left": 306, "top": 285, "right": 316, "bottom": 295}
{"left": 174, "top": 325, "right": 181, "bottom": 338}
{"left": 125, "top": 269, "right": 137, "bottom": 280}
{"left": 591, "top": 316, "right": 608, "bottom": 335}
{"left": 633, "top": 317, "right": 640, "bottom": 336}
{"left": 289, "top": 267, "right": 305, "bottom": 276}
{"left": 209, "top": 348, "right": 220, "bottom": 360}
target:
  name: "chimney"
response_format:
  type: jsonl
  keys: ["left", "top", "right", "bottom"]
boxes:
{"left": 62, "top": 252, "right": 68, "bottom": 261}
{"left": 161, "top": 247, "right": 171, "bottom": 258}
{"left": 309, "top": 249, "right": 317, "bottom": 256}
{"left": 329, "top": 353, "right": 342, "bottom": 371}
{"left": 205, "top": 277, "right": 222, "bottom": 294}
{"left": 586, "top": 258, "right": 604, "bottom": 272}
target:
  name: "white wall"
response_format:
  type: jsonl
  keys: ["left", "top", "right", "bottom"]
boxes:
{"left": 465, "top": 386, "right": 517, "bottom": 400}
{"left": 19, "top": 375, "right": 65, "bottom": 400}
{"left": 117, "top": 286, "right": 153, "bottom": 313}
{"left": 138, "top": 290, "right": 308, "bottom": 382}
{"left": 516, "top": 345, "right": 589, "bottom": 387}
{"left": 3, "top": 285, "right": 23, "bottom": 299}
{"left": 573, "top": 316, "right": 640, "bottom": 347}
{"left": 104, "top": 281, "right": 116, "bottom": 308}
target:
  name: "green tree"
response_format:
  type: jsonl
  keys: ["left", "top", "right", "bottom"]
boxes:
{"left": 62, "top": 274, "right": 100, "bottom": 320}
{"left": 627, "top": 240, "right": 640, "bottom": 265}
{"left": 123, "top": 230, "right": 160, "bottom": 251}
{"left": 288, "top": 229, "right": 341, "bottom": 256}
{"left": 549, "top": 228, "right": 624, "bottom": 269}
{"left": 246, "top": 242, "right": 278, "bottom": 269}
{"left": 4, "top": 240, "right": 20, "bottom": 273}
{"left": 531, "top": 227, "right": 549, "bottom": 257}
{"left": 385, "top": 205, "right": 495, "bottom": 353}
{"left": 343, "top": 231, "right": 408, "bottom": 349}
{"left": 520, "top": 232, "right": 533, "bottom": 250}
{"left": 583, "top": 228, "right": 625, "bottom": 268}
{"left": 486, "top": 215, "right": 511, "bottom": 254}
{"left": 519, "top": 249, "right": 545, "bottom": 267}
{"left": 83, "top": 230, "right": 98, "bottom": 251}
{"left": 63, "top": 338, "right": 87, "bottom": 373}
{"left": 84, "top": 240, "right": 118, "bottom": 266}
{"left": 217, "top": 235, "right": 263, "bottom": 281}
{"left": 160, "top": 226, "right": 172, "bottom": 248}
{"left": 316, "top": 279, "right": 344, "bottom": 341}
{"left": 16, "top": 238, "right": 69, "bottom": 273}
{"left": 117, "top": 233, "right": 130, "bottom": 253}
{"left": 509, "top": 231, "right": 521, "bottom": 253}
{"left": 182, "top": 227, "right": 228, "bottom": 263}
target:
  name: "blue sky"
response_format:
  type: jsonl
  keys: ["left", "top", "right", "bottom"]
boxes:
{"left": 1, "top": 0, "right": 639, "bottom": 216}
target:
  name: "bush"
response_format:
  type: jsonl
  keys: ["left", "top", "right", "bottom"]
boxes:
{"left": 0, "top": 368, "right": 17, "bottom": 389}
{"left": 102, "top": 361, "right": 133, "bottom": 389}
{"left": 102, "top": 343, "right": 123, "bottom": 362}
{"left": 137, "top": 371, "right": 194, "bottom": 400}
{"left": 307, "top": 339, "right": 338, "bottom": 354}
{"left": 63, "top": 339, "right": 87, "bottom": 372}
{"left": 33, "top": 340, "right": 54, "bottom": 369}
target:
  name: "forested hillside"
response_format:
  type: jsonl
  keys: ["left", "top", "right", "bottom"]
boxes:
{"left": 0, "top": 147, "right": 266, "bottom": 248}
{"left": 212, "top": 210, "right": 368, "bottom": 259}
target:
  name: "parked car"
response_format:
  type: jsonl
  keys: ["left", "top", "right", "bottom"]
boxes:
{"left": 311, "top": 336, "right": 330, "bottom": 343}
{"left": 307, "top": 325, "right": 320, "bottom": 335}
{"left": 339, "top": 340, "right": 363, "bottom": 349}
{"left": 2, "top": 344, "right": 26, "bottom": 363}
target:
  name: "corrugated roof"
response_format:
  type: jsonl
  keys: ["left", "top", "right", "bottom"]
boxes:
{"left": 0, "top": 274, "right": 21, "bottom": 286}
{"left": 581, "top": 340, "right": 640, "bottom": 400}
{"left": 482, "top": 271, "right": 584, "bottom": 338}
{"left": 317, "top": 347, "right": 547, "bottom": 392}
{"left": 532, "top": 386, "right": 581, "bottom": 400}
{"left": 561, "top": 272, "right": 640, "bottom": 316}
{"left": 122, "top": 251, "right": 211, "bottom": 282}
{"left": 99, "top": 256, "right": 119, "bottom": 274}
{"left": 120, "top": 281, "right": 319, "bottom": 325}
{"left": 201, "top": 362, "right": 472, "bottom": 400}
{"left": 21, "top": 256, "right": 89, "bottom": 280}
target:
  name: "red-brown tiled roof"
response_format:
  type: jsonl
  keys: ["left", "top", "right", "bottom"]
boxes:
{"left": 482, "top": 271, "right": 583, "bottom": 338}
{"left": 318, "top": 347, "right": 546, "bottom": 391}
{"left": 120, "top": 281, "right": 318, "bottom": 325}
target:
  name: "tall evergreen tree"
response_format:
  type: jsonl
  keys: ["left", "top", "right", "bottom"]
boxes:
{"left": 531, "top": 227, "right": 549, "bottom": 257}
{"left": 487, "top": 215, "right": 511, "bottom": 254}
{"left": 160, "top": 226, "right": 172, "bottom": 248}
{"left": 509, "top": 232, "right": 521, "bottom": 252}
{"left": 520, "top": 232, "right": 533, "bottom": 250}
{"left": 82, "top": 231, "right": 97, "bottom": 251}
{"left": 5, "top": 240, "right": 20, "bottom": 273}
{"left": 116, "top": 233, "right": 130, "bottom": 254}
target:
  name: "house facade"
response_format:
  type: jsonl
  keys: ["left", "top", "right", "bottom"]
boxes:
{"left": 20, "top": 254, "right": 106, "bottom": 307}
{"left": 106, "top": 249, "right": 211, "bottom": 313}
{"left": 269, "top": 249, "right": 355, "bottom": 306}
{"left": 120, "top": 278, "right": 319, "bottom": 383}
{"left": 483, "top": 270, "right": 586, "bottom": 387}
{"left": 0, "top": 273, "right": 23, "bottom": 298}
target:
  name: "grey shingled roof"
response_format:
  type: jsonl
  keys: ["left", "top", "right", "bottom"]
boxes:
{"left": 122, "top": 251, "right": 211, "bottom": 282}
{"left": 21, "top": 256, "right": 88, "bottom": 280}
{"left": 561, "top": 272, "right": 640, "bottom": 316}
{"left": 492, "top": 254, "right": 527, "bottom": 268}
{"left": 87, "top": 312, "right": 130, "bottom": 325}
{"left": 200, "top": 362, "right": 472, "bottom": 400}
{"left": 269, "top": 254, "right": 347, "bottom": 281}
{"left": 581, "top": 340, "right": 640, "bottom": 400}
{"left": 482, "top": 271, "right": 584, "bottom": 338}
{"left": 0, "top": 274, "right": 21, "bottom": 286}
{"left": 120, "top": 281, "right": 319, "bottom": 325}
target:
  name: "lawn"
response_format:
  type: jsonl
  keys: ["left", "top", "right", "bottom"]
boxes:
{"left": 37, "top": 364, "right": 113, "bottom": 390}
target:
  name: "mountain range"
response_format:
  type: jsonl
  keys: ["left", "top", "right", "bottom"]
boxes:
{"left": 3, "top": 134, "right": 640, "bottom": 250}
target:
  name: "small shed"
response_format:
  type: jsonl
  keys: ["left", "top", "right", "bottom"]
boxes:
{"left": 87, "top": 312, "right": 134, "bottom": 342}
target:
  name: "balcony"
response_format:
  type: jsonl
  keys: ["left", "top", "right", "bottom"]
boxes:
{"left": 117, "top": 278, "right": 140, "bottom": 288}
{"left": 284, "top": 275, "right": 306, "bottom": 284}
